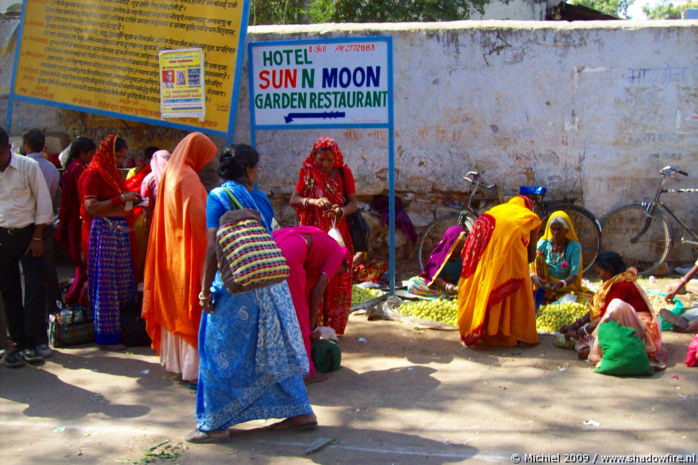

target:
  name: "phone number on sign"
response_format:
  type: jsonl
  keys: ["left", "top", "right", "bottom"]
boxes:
{"left": 334, "top": 43, "right": 376, "bottom": 52}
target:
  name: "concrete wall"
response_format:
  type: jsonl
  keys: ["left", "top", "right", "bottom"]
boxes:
{"left": 2, "top": 20, "right": 697, "bottom": 262}
{"left": 240, "top": 22, "right": 697, "bottom": 259}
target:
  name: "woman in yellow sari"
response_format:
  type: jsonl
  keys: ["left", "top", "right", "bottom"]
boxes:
{"left": 457, "top": 196, "right": 541, "bottom": 347}
{"left": 531, "top": 211, "right": 593, "bottom": 305}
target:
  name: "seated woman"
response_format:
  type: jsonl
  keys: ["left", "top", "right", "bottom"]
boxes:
{"left": 273, "top": 226, "right": 350, "bottom": 384}
{"left": 407, "top": 225, "right": 466, "bottom": 299}
{"left": 561, "top": 252, "right": 665, "bottom": 369}
{"left": 531, "top": 211, "right": 592, "bottom": 306}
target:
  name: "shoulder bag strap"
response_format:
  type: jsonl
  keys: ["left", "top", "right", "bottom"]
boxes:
{"left": 337, "top": 166, "right": 348, "bottom": 206}
{"left": 222, "top": 187, "right": 243, "bottom": 210}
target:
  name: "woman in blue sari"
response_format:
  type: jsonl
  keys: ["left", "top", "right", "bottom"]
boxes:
{"left": 186, "top": 145, "right": 317, "bottom": 443}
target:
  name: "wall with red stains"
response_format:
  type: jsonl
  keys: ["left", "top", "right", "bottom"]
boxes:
{"left": 2, "top": 21, "right": 696, "bottom": 263}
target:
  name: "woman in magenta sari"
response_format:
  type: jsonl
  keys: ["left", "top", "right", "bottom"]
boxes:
{"left": 289, "top": 137, "right": 357, "bottom": 335}
{"left": 55, "top": 137, "right": 96, "bottom": 304}
{"left": 273, "top": 226, "right": 349, "bottom": 384}
{"left": 408, "top": 225, "right": 466, "bottom": 298}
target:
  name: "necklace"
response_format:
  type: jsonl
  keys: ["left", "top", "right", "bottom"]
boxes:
{"left": 549, "top": 241, "right": 567, "bottom": 265}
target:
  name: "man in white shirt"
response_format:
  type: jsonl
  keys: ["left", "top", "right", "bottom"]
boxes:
{"left": 22, "top": 128, "right": 61, "bottom": 335}
{"left": 0, "top": 127, "right": 53, "bottom": 367}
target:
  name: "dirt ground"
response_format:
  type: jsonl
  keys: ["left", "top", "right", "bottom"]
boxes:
{"left": 0, "top": 278, "right": 696, "bottom": 465}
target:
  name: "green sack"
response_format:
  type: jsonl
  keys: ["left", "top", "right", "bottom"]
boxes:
{"left": 311, "top": 339, "right": 341, "bottom": 373}
{"left": 593, "top": 321, "right": 653, "bottom": 377}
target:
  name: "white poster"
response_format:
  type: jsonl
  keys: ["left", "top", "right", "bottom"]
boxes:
{"left": 249, "top": 39, "right": 390, "bottom": 128}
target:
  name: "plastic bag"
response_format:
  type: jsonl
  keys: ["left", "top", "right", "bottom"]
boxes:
{"left": 327, "top": 218, "right": 345, "bottom": 246}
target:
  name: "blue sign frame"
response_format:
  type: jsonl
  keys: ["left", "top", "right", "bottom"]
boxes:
{"left": 248, "top": 36, "right": 397, "bottom": 293}
{"left": 6, "top": 1, "right": 251, "bottom": 141}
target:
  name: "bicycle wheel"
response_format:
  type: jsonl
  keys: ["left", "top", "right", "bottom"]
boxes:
{"left": 418, "top": 213, "right": 463, "bottom": 270}
{"left": 541, "top": 204, "right": 602, "bottom": 276}
{"left": 601, "top": 203, "right": 672, "bottom": 276}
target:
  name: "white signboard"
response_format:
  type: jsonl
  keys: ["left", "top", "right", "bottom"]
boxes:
{"left": 249, "top": 38, "right": 390, "bottom": 128}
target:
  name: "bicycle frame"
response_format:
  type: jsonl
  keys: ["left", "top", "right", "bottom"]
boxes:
{"left": 657, "top": 202, "right": 698, "bottom": 244}
{"left": 633, "top": 169, "right": 697, "bottom": 246}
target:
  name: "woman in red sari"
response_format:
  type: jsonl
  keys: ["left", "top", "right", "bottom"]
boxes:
{"left": 79, "top": 135, "right": 140, "bottom": 350}
{"left": 289, "top": 137, "right": 357, "bottom": 335}
{"left": 55, "top": 137, "right": 96, "bottom": 304}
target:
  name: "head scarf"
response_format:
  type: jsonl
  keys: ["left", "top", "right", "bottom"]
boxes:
{"left": 308, "top": 136, "right": 345, "bottom": 168}
{"left": 295, "top": 136, "right": 351, "bottom": 245}
{"left": 541, "top": 211, "right": 580, "bottom": 244}
{"left": 150, "top": 149, "right": 172, "bottom": 182}
{"left": 84, "top": 134, "right": 128, "bottom": 194}
{"left": 420, "top": 225, "right": 466, "bottom": 286}
{"left": 508, "top": 195, "right": 534, "bottom": 211}
{"left": 141, "top": 150, "right": 172, "bottom": 203}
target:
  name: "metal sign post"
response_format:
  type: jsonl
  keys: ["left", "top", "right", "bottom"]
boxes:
{"left": 248, "top": 36, "right": 396, "bottom": 293}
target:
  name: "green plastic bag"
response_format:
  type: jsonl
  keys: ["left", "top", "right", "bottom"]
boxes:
{"left": 311, "top": 339, "right": 341, "bottom": 373}
{"left": 593, "top": 321, "right": 653, "bottom": 377}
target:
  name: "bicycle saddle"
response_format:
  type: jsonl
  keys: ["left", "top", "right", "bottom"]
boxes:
{"left": 519, "top": 186, "right": 547, "bottom": 195}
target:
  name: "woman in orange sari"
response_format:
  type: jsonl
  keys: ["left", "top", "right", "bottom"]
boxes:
{"left": 457, "top": 196, "right": 541, "bottom": 347}
{"left": 289, "top": 137, "right": 357, "bottom": 335}
{"left": 142, "top": 132, "right": 217, "bottom": 384}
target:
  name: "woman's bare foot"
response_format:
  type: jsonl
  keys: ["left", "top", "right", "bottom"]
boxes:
{"left": 185, "top": 429, "right": 230, "bottom": 443}
{"left": 269, "top": 413, "right": 318, "bottom": 431}
{"left": 577, "top": 347, "right": 590, "bottom": 360}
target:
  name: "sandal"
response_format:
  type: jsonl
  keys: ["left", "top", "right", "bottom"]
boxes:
{"left": 185, "top": 429, "right": 231, "bottom": 443}
{"left": 268, "top": 418, "right": 318, "bottom": 432}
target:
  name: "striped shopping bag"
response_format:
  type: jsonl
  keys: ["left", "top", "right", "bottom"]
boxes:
{"left": 216, "top": 198, "right": 289, "bottom": 294}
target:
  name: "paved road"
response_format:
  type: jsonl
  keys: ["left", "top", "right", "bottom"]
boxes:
{"left": 1, "top": 302, "right": 696, "bottom": 465}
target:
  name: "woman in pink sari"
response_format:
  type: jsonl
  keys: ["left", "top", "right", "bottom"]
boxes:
{"left": 274, "top": 226, "right": 349, "bottom": 384}
{"left": 140, "top": 149, "right": 171, "bottom": 229}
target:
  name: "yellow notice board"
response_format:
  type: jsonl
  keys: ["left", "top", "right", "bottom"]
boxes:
{"left": 12, "top": 0, "right": 249, "bottom": 137}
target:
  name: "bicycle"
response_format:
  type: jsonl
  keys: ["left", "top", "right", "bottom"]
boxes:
{"left": 601, "top": 165, "right": 697, "bottom": 276}
{"left": 417, "top": 171, "right": 602, "bottom": 276}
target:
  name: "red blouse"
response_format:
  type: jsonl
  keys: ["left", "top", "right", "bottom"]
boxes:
{"left": 602, "top": 281, "right": 650, "bottom": 316}
{"left": 80, "top": 169, "right": 121, "bottom": 201}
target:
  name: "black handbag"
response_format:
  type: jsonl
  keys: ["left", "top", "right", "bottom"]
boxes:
{"left": 120, "top": 303, "right": 151, "bottom": 347}
{"left": 338, "top": 167, "right": 369, "bottom": 253}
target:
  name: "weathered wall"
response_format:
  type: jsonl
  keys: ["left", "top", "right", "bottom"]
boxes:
{"left": 240, "top": 21, "right": 698, "bottom": 261}
{"left": 2, "top": 21, "right": 697, "bottom": 262}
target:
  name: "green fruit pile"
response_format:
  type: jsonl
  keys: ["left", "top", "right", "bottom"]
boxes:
{"left": 351, "top": 285, "right": 385, "bottom": 306}
{"left": 536, "top": 302, "right": 589, "bottom": 333}
{"left": 397, "top": 299, "right": 458, "bottom": 326}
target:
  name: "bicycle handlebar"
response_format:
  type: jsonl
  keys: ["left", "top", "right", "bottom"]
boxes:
{"left": 463, "top": 171, "right": 496, "bottom": 189}
{"left": 661, "top": 165, "right": 689, "bottom": 177}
